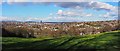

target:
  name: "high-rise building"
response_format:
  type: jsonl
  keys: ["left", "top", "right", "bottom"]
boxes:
{"left": 40, "top": 20, "right": 42, "bottom": 23}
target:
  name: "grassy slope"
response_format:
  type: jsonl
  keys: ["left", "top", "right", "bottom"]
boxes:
{"left": 2, "top": 30, "right": 120, "bottom": 51}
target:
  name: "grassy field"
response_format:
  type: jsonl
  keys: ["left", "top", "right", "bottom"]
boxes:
{"left": 2, "top": 30, "right": 120, "bottom": 51}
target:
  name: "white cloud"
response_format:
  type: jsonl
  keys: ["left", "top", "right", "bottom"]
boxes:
{"left": 3, "top": 0, "right": 120, "bottom": 2}
{"left": 90, "top": 1, "right": 117, "bottom": 11}
{"left": 0, "top": 16, "right": 16, "bottom": 21}
{"left": 99, "top": 11, "right": 118, "bottom": 18}
{"left": 3, "top": 0, "right": 118, "bottom": 12}
{"left": 7, "top": 0, "right": 29, "bottom": 2}
{"left": 56, "top": 10, "right": 63, "bottom": 15}
{"left": 7, "top": 0, "right": 14, "bottom": 4}
{"left": 86, "top": 14, "right": 92, "bottom": 17}
{"left": 6, "top": 0, "right": 30, "bottom": 4}
{"left": 0, "top": 16, "right": 26, "bottom": 21}
{"left": 0, "top": 0, "right": 2, "bottom": 5}
{"left": 32, "top": 0, "right": 95, "bottom": 2}
{"left": 32, "top": 0, "right": 119, "bottom": 2}
{"left": 0, "top": 16, "right": 8, "bottom": 21}
{"left": 2, "top": 0, "right": 118, "bottom": 21}
{"left": 56, "top": 9, "right": 79, "bottom": 17}
{"left": 53, "top": 1, "right": 118, "bottom": 18}
{"left": 26, "top": 17, "right": 53, "bottom": 21}
{"left": 25, "top": 16, "right": 84, "bottom": 22}
{"left": 3, "top": 0, "right": 119, "bottom": 5}
{"left": 55, "top": 1, "right": 117, "bottom": 12}
{"left": 103, "top": 12, "right": 110, "bottom": 17}
{"left": 55, "top": 9, "right": 94, "bottom": 17}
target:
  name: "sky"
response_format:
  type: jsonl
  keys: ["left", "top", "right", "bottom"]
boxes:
{"left": 0, "top": 0, "right": 119, "bottom": 22}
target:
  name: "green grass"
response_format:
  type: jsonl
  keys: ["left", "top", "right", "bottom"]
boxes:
{"left": 2, "top": 30, "right": 120, "bottom": 51}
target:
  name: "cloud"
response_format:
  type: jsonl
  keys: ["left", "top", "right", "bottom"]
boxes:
{"left": 3, "top": 0, "right": 119, "bottom": 5}
{"left": 25, "top": 16, "right": 85, "bottom": 22}
{"left": 3, "top": 0, "right": 118, "bottom": 12}
{"left": 1, "top": 15, "right": 117, "bottom": 22}
{"left": 55, "top": 9, "right": 94, "bottom": 17}
{"left": 99, "top": 11, "right": 118, "bottom": 18}
{"left": 6, "top": 0, "right": 30, "bottom": 4}
{"left": 54, "top": 2, "right": 117, "bottom": 12}
{"left": 53, "top": 1, "right": 118, "bottom": 18}
{"left": 89, "top": 1, "right": 117, "bottom": 11}
{"left": 56, "top": 9, "right": 80, "bottom": 17}
{"left": 31, "top": 0, "right": 120, "bottom": 2}
{"left": 56, "top": 9, "right": 79, "bottom": 17}
{"left": 0, "top": 16, "right": 8, "bottom": 21}
{"left": 102, "top": 12, "right": 110, "bottom": 17}
{"left": 56, "top": 10, "right": 63, "bottom": 15}
{"left": 0, "top": 16, "right": 16, "bottom": 21}
{"left": 86, "top": 14, "right": 92, "bottom": 17}
{"left": 0, "top": 0, "right": 2, "bottom": 5}
{"left": 3, "top": 0, "right": 120, "bottom": 2}
{"left": 0, "top": 16, "right": 26, "bottom": 21}
{"left": 2, "top": 0, "right": 118, "bottom": 21}
{"left": 32, "top": 0, "right": 93, "bottom": 2}
{"left": 7, "top": 0, "right": 29, "bottom": 2}
{"left": 26, "top": 17, "right": 51, "bottom": 21}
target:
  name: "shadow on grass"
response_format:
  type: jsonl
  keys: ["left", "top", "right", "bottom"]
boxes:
{"left": 2, "top": 37, "right": 75, "bottom": 50}
{"left": 54, "top": 37, "right": 75, "bottom": 49}
{"left": 2, "top": 31, "right": 120, "bottom": 51}
{"left": 3, "top": 38, "right": 56, "bottom": 49}
{"left": 69, "top": 31, "right": 120, "bottom": 51}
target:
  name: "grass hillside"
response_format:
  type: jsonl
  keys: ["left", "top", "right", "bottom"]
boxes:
{"left": 2, "top": 30, "right": 120, "bottom": 51}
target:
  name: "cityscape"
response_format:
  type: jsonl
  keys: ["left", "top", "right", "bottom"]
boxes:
{"left": 1, "top": 0, "right": 120, "bottom": 51}
{"left": 2, "top": 20, "right": 120, "bottom": 38}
